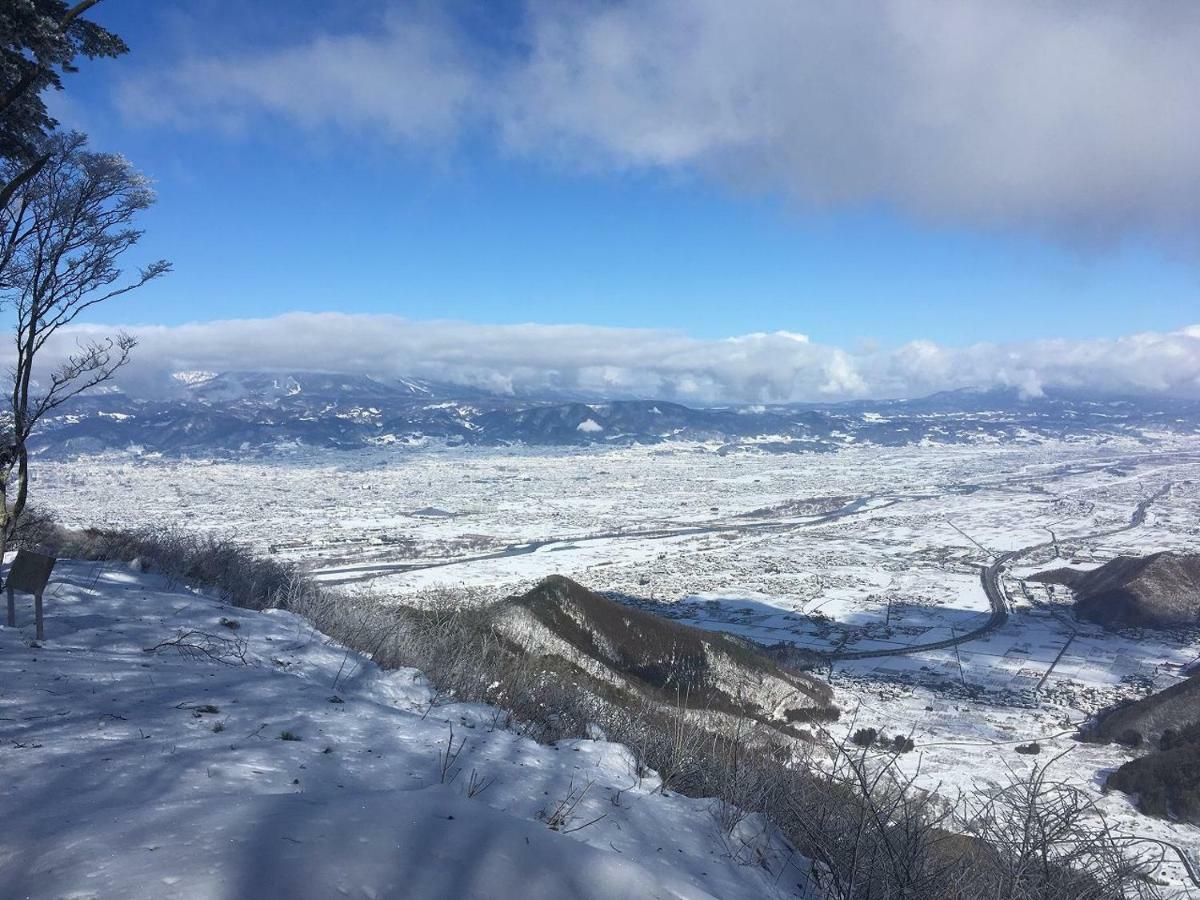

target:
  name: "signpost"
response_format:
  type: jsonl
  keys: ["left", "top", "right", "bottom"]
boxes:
{"left": 6, "top": 550, "right": 56, "bottom": 640}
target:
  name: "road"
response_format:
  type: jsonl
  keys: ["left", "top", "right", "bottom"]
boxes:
{"left": 828, "top": 482, "right": 1171, "bottom": 662}
{"left": 818, "top": 481, "right": 1198, "bottom": 891}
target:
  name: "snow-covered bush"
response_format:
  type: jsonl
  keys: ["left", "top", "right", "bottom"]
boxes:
{"left": 38, "top": 522, "right": 306, "bottom": 610}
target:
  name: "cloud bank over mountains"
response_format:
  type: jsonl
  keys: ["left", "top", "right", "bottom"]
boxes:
{"left": 101, "top": 4, "right": 1200, "bottom": 403}
{"left": 119, "top": 1, "right": 1200, "bottom": 246}
{"left": 43, "top": 314, "right": 1200, "bottom": 404}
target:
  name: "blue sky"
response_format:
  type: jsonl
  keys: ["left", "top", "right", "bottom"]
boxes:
{"left": 56, "top": 1, "right": 1198, "bottom": 345}
{"left": 29, "top": 1, "right": 1200, "bottom": 401}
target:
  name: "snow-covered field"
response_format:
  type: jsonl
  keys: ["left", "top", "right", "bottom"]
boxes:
{"left": 0, "top": 561, "right": 807, "bottom": 899}
{"left": 28, "top": 436, "right": 1200, "bottom": 892}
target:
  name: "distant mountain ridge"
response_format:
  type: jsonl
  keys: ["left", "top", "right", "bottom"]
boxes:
{"left": 28, "top": 370, "right": 1200, "bottom": 457}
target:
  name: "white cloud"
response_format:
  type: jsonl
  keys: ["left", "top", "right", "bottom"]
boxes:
{"left": 117, "top": 10, "right": 477, "bottom": 143}
{"left": 118, "top": 1, "right": 1200, "bottom": 244}
{"left": 32, "top": 313, "right": 1200, "bottom": 404}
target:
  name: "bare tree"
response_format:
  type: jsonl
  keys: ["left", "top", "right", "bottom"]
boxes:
{"left": 961, "top": 752, "right": 1162, "bottom": 900}
{"left": 0, "top": 131, "right": 169, "bottom": 553}
{"left": 780, "top": 730, "right": 974, "bottom": 900}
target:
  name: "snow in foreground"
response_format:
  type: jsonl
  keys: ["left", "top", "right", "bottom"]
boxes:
{"left": 0, "top": 560, "right": 808, "bottom": 899}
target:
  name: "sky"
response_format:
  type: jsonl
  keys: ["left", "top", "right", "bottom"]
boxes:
{"left": 30, "top": 0, "right": 1200, "bottom": 401}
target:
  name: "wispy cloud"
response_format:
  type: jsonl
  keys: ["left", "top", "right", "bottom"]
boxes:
{"left": 117, "top": 1, "right": 1200, "bottom": 245}
{"left": 117, "top": 9, "right": 477, "bottom": 143}
{"left": 38, "top": 314, "right": 1200, "bottom": 403}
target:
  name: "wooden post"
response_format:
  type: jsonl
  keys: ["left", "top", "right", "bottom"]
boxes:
{"left": 6, "top": 550, "right": 56, "bottom": 638}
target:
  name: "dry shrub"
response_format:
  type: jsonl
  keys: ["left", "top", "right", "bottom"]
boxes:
{"left": 37, "top": 520, "right": 303, "bottom": 610}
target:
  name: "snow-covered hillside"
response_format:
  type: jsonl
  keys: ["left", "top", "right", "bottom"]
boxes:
{"left": 0, "top": 559, "right": 809, "bottom": 899}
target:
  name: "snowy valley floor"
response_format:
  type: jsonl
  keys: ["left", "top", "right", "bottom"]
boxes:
{"left": 0, "top": 561, "right": 808, "bottom": 899}
{"left": 26, "top": 437, "right": 1200, "bottom": 894}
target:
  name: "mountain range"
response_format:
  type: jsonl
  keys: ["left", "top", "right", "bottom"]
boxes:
{"left": 30, "top": 370, "right": 1200, "bottom": 457}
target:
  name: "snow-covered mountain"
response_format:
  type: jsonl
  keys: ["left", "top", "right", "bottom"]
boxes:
{"left": 0, "top": 560, "right": 806, "bottom": 898}
{"left": 29, "top": 371, "right": 1200, "bottom": 457}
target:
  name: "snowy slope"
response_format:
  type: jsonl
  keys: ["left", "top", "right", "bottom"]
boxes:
{"left": 0, "top": 560, "right": 810, "bottom": 899}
